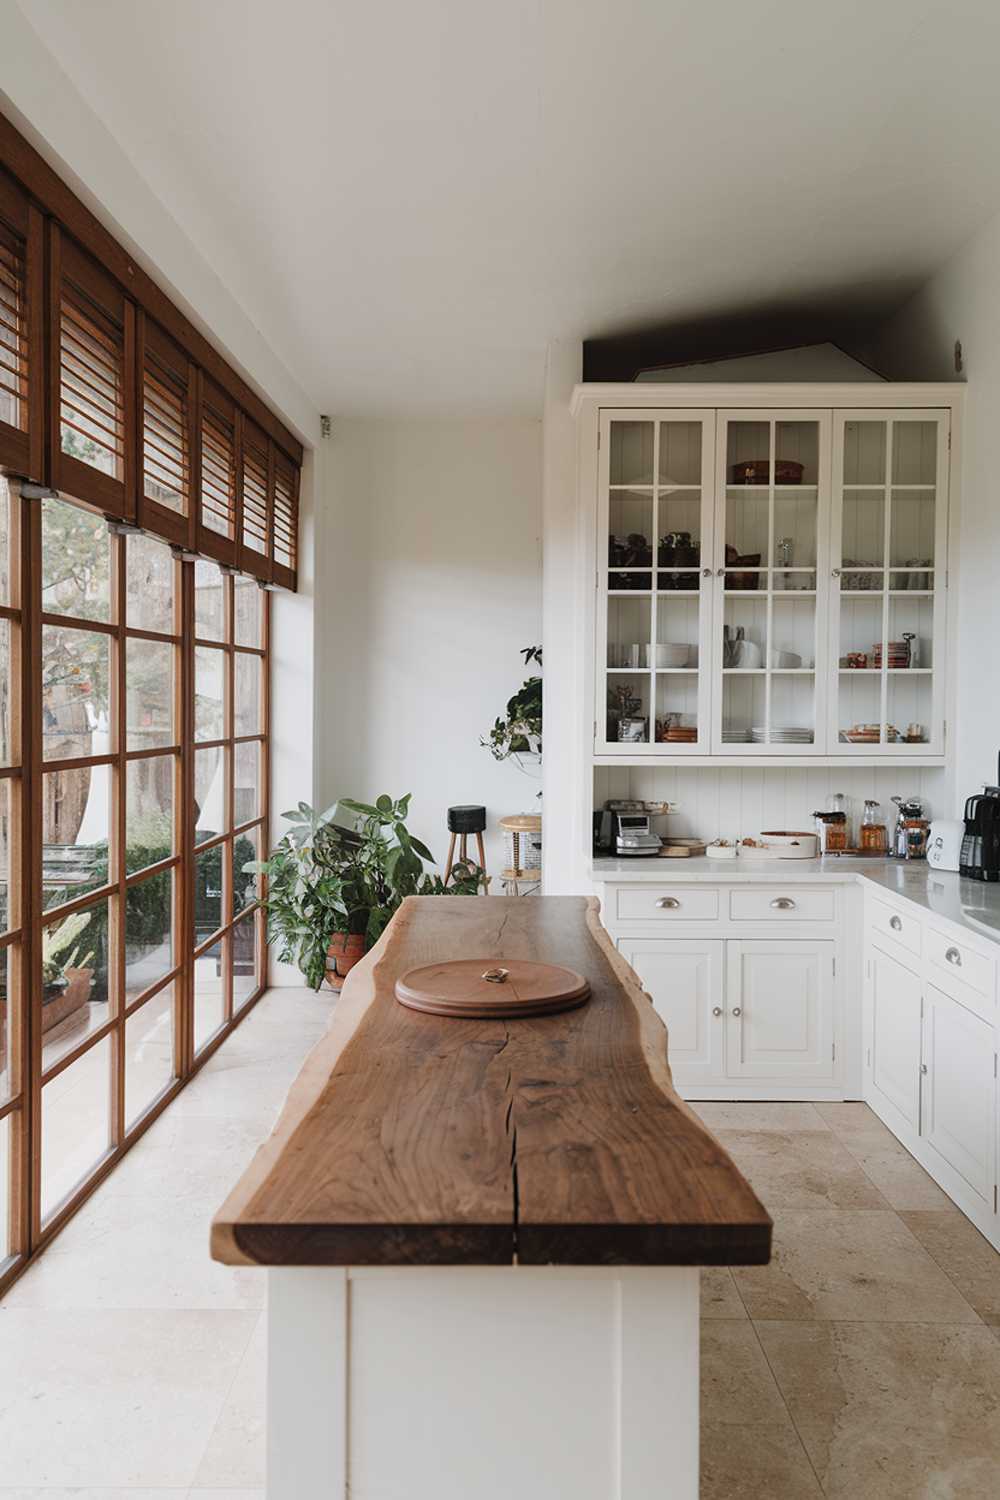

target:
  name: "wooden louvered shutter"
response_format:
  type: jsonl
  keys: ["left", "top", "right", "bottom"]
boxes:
{"left": 271, "top": 447, "right": 299, "bottom": 589}
{"left": 0, "top": 167, "right": 43, "bottom": 479}
{"left": 50, "top": 227, "right": 135, "bottom": 516}
{"left": 138, "top": 313, "right": 195, "bottom": 545}
{"left": 197, "top": 375, "right": 238, "bottom": 564}
{"left": 238, "top": 417, "right": 272, "bottom": 579}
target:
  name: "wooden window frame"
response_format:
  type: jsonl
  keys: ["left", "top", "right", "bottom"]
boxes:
{"left": 0, "top": 481, "right": 272, "bottom": 1300}
{"left": 0, "top": 167, "right": 44, "bottom": 482}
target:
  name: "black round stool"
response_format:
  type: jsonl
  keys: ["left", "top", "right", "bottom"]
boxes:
{"left": 445, "top": 805, "right": 487, "bottom": 884}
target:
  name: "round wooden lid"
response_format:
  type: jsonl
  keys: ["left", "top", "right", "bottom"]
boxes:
{"left": 395, "top": 958, "right": 590, "bottom": 1019}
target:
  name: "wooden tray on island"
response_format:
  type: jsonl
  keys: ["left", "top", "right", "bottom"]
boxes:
{"left": 395, "top": 958, "right": 590, "bottom": 1018}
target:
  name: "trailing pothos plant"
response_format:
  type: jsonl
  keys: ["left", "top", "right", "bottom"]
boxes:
{"left": 481, "top": 645, "right": 542, "bottom": 761}
{"left": 250, "top": 794, "right": 486, "bottom": 990}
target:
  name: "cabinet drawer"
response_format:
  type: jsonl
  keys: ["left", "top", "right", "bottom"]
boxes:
{"left": 729, "top": 889, "right": 836, "bottom": 923}
{"left": 867, "top": 897, "right": 922, "bottom": 957}
{"left": 926, "top": 928, "right": 996, "bottom": 1008}
{"left": 614, "top": 887, "right": 720, "bottom": 922}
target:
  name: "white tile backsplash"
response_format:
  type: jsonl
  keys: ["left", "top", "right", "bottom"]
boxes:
{"left": 593, "top": 765, "right": 949, "bottom": 844}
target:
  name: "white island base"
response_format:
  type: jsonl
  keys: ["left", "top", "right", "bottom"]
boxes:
{"left": 267, "top": 1263, "right": 700, "bottom": 1500}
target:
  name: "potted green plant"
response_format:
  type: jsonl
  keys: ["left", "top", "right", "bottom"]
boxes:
{"left": 41, "top": 910, "right": 96, "bottom": 1032}
{"left": 481, "top": 646, "right": 542, "bottom": 762}
{"left": 252, "top": 794, "right": 485, "bottom": 991}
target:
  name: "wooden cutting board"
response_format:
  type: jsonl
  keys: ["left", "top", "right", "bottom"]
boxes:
{"left": 395, "top": 958, "right": 590, "bottom": 1018}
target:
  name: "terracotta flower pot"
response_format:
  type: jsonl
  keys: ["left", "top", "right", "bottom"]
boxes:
{"left": 325, "top": 932, "right": 366, "bottom": 991}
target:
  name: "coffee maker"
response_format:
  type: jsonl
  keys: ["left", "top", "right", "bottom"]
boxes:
{"left": 960, "top": 756, "right": 1000, "bottom": 881}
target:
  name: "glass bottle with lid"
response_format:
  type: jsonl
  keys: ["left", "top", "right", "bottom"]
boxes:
{"left": 860, "top": 798, "right": 888, "bottom": 854}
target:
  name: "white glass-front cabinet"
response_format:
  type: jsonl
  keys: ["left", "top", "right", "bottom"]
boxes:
{"left": 594, "top": 402, "right": 950, "bottom": 760}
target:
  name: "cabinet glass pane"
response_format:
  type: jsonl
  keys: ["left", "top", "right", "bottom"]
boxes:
{"left": 605, "top": 672, "right": 650, "bottom": 744}
{"left": 655, "top": 597, "right": 700, "bottom": 668}
{"left": 658, "top": 421, "right": 702, "bottom": 484}
{"left": 725, "top": 489, "right": 767, "bottom": 569}
{"left": 657, "top": 491, "right": 701, "bottom": 581}
{"left": 841, "top": 489, "right": 885, "bottom": 588}
{"left": 889, "top": 489, "right": 935, "bottom": 572}
{"left": 775, "top": 421, "right": 819, "bottom": 483}
{"left": 892, "top": 421, "right": 937, "bottom": 484}
{"left": 606, "top": 597, "right": 650, "bottom": 669}
{"left": 889, "top": 597, "right": 934, "bottom": 670}
{"left": 609, "top": 492, "right": 653, "bottom": 590}
{"left": 843, "top": 421, "right": 887, "bottom": 484}
{"left": 772, "top": 492, "right": 817, "bottom": 574}
{"left": 654, "top": 674, "right": 699, "bottom": 745}
{"left": 726, "top": 420, "right": 770, "bottom": 483}
{"left": 887, "top": 675, "right": 932, "bottom": 744}
{"left": 609, "top": 422, "right": 654, "bottom": 486}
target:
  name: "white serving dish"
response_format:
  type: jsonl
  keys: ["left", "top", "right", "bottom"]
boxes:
{"left": 768, "top": 649, "right": 802, "bottom": 669}
{"left": 705, "top": 844, "right": 738, "bottom": 860}
{"left": 647, "top": 643, "right": 689, "bottom": 668}
{"left": 759, "top": 830, "right": 819, "bottom": 859}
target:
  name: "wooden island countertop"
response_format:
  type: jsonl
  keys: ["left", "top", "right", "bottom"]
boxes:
{"left": 212, "top": 895, "right": 771, "bottom": 1268}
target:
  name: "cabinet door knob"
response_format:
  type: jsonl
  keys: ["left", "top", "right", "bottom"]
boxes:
{"left": 712, "top": 1006, "right": 723, "bottom": 1017}
{"left": 831, "top": 567, "right": 841, "bottom": 578}
{"left": 655, "top": 896, "right": 680, "bottom": 909}
{"left": 771, "top": 897, "right": 796, "bottom": 910}
{"left": 702, "top": 567, "right": 712, "bottom": 578}
{"left": 945, "top": 946, "right": 962, "bottom": 966}
{"left": 890, "top": 914, "right": 903, "bottom": 932}
{"left": 731, "top": 1006, "right": 742, "bottom": 1017}
{"left": 920, "top": 1063, "right": 928, "bottom": 1074}
{"left": 716, "top": 567, "right": 726, "bottom": 577}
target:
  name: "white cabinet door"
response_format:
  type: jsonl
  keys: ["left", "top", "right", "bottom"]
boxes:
{"left": 921, "top": 983, "right": 996, "bottom": 1209}
{"left": 726, "top": 940, "right": 835, "bottom": 1081}
{"left": 869, "top": 942, "right": 922, "bottom": 1132}
{"left": 616, "top": 938, "right": 725, "bottom": 1084}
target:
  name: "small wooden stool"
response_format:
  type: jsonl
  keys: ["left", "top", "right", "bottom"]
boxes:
{"left": 444, "top": 804, "right": 487, "bottom": 884}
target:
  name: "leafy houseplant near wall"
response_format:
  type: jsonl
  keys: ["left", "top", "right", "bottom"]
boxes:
{"left": 253, "top": 794, "right": 485, "bottom": 991}
{"left": 481, "top": 646, "right": 542, "bottom": 763}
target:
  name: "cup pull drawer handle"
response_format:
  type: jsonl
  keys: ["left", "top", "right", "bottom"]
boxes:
{"left": 655, "top": 897, "right": 680, "bottom": 909}
{"left": 945, "top": 946, "right": 962, "bottom": 966}
{"left": 731, "top": 1006, "right": 742, "bottom": 1017}
{"left": 889, "top": 915, "right": 903, "bottom": 932}
{"left": 712, "top": 1006, "right": 723, "bottom": 1017}
{"left": 771, "top": 897, "right": 796, "bottom": 910}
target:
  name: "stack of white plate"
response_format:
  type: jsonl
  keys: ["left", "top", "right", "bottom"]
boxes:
{"left": 722, "top": 727, "right": 750, "bottom": 743}
{"left": 750, "top": 726, "right": 813, "bottom": 744}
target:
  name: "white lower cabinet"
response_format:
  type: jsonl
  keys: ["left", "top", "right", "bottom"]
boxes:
{"left": 727, "top": 941, "right": 836, "bottom": 1083}
{"left": 869, "top": 943, "right": 923, "bottom": 1134}
{"left": 616, "top": 933, "right": 836, "bottom": 1094}
{"left": 921, "top": 983, "right": 996, "bottom": 1210}
{"left": 616, "top": 938, "right": 725, "bottom": 1085}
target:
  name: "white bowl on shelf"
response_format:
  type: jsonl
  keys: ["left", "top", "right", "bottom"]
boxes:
{"left": 768, "top": 649, "right": 802, "bottom": 669}
{"left": 647, "top": 642, "right": 689, "bottom": 668}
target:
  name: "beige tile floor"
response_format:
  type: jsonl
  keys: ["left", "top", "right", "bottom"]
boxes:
{"left": 694, "top": 1100, "right": 1000, "bottom": 1499}
{"left": 3, "top": 996, "right": 1000, "bottom": 1498}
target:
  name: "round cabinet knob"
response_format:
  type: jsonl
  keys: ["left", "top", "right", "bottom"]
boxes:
{"left": 712, "top": 1006, "right": 723, "bottom": 1018}
{"left": 731, "top": 1006, "right": 742, "bottom": 1017}
{"left": 716, "top": 567, "right": 726, "bottom": 577}
{"left": 771, "top": 897, "right": 796, "bottom": 910}
{"left": 702, "top": 567, "right": 712, "bottom": 578}
{"left": 655, "top": 897, "right": 680, "bottom": 909}
{"left": 831, "top": 567, "right": 841, "bottom": 578}
{"left": 921, "top": 1063, "right": 928, "bottom": 1075}
{"left": 890, "top": 915, "right": 903, "bottom": 932}
{"left": 945, "top": 946, "right": 962, "bottom": 966}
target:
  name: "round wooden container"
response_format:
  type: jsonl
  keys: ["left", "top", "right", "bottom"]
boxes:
{"left": 395, "top": 958, "right": 590, "bottom": 1019}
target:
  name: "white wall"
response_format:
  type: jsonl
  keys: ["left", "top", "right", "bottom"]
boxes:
{"left": 314, "top": 417, "right": 542, "bottom": 881}
{"left": 863, "top": 211, "right": 999, "bottom": 806}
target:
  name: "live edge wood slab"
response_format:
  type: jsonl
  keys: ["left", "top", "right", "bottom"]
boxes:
{"left": 212, "top": 896, "right": 771, "bottom": 1268}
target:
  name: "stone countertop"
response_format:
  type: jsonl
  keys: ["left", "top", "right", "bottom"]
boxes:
{"left": 591, "top": 856, "right": 1000, "bottom": 947}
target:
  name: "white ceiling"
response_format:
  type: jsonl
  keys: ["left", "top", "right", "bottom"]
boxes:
{"left": 15, "top": 0, "right": 1000, "bottom": 415}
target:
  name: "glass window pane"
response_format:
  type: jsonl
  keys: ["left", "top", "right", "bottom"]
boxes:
{"left": 195, "top": 645, "right": 225, "bottom": 741}
{"left": 41, "top": 499, "right": 111, "bottom": 621}
{"left": 233, "top": 915, "right": 259, "bottom": 1011}
{"left": 0, "top": 618, "right": 11, "bottom": 767}
{"left": 126, "top": 868, "right": 173, "bottom": 1003}
{"left": 0, "top": 780, "right": 11, "bottom": 932}
{"left": 194, "top": 937, "right": 226, "bottom": 1052}
{"left": 234, "top": 574, "right": 261, "bottom": 647}
{"left": 605, "top": 672, "right": 650, "bottom": 745}
{"left": 843, "top": 421, "right": 887, "bottom": 485}
{"left": 126, "top": 754, "right": 173, "bottom": 873}
{"left": 125, "top": 985, "right": 175, "bottom": 1128}
{"left": 658, "top": 421, "right": 702, "bottom": 485}
{"left": 0, "top": 477, "right": 11, "bottom": 606}
{"left": 127, "top": 637, "right": 173, "bottom": 748}
{"left": 775, "top": 421, "right": 819, "bottom": 483}
{"left": 234, "top": 739, "right": 261, "bottom": 825}
{"left": 892, "top": 421, "right": 937, "bottom": 485}
{"left": 195, "top": 746, "right": 226, "bottom": 842}
{"left": 233, "top": 826, "right": 260, "bottom": 918}
{"left": 0, "top": 943, "right": 13, "bottom": 1108}
{"left": 41, "top": 897, "right": 112, "bottom": 1073}
{"left": 890, "top": 490, "right": 936, "bottom": 570}
{"left": 194, "top": 559, "right": 225, "bottom": 641}
{"left": 727, "top": 421, "right": 771, "bottom": 483}
{"left": 0, "top": 1111, "right": 10, "bottom": 1259}
{"left": 42, "top": 625, "right": 111, "bottom": 761}
{"left": 126, "top": 531, "right": 174, "bottom": 634}
{"left": 606, "top": 598, "right": 650, "bottom": 669}
{"left": 41, "top": 1034, "right": 112, "bottom": 1222}
{"left": 195, "top": 844, "right": 224, "bottom": 942}
{"left": 235, "top": 653, "right": 261, "bottom": 736}
{"left": 43, "top": 764, "right": 110, "bottom": 911}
